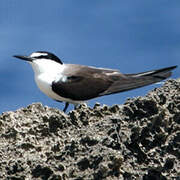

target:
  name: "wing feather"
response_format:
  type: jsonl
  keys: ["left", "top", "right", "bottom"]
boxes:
{"left": 51, "top": 65, "right": 116, "bottom": 100}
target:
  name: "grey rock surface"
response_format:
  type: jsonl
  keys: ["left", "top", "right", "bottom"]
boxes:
{"left": 0, "top": 79, "right": 180, "bottom": 180}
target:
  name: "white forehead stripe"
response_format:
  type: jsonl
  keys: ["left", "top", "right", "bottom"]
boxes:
{"left": 30, "top": 52, "right": 48, "bottom": 58}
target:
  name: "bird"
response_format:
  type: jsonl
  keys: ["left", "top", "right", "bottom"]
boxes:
{"left": 13, "top": 51, "right": 177, "bottom": 112}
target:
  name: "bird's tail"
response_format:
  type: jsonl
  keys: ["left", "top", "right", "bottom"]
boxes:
{"left": 100, "top": 66, "right": 177, "bottom": 96}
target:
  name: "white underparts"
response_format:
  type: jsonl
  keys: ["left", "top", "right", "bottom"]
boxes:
{"left": 29, "top": 59, "right": 84, "bottom": 104}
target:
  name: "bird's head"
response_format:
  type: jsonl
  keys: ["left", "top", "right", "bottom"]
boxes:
{"left": 14, "top": 51, "right": 63, "bottom": 64}
{"left": 14, "top": 51, "right": 63, "bottom": 74}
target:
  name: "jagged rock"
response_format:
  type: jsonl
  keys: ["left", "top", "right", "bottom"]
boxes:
{"left": 0, "top": 79, "right": 180, "bottom": 179}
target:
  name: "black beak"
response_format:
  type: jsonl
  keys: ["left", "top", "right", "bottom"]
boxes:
{"left": 13, "top": 55, "right": 33, "bottom": 62}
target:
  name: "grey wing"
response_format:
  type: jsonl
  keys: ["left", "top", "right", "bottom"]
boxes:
{"left": 100, "top": 65, "right": 177, "bottom": 96}
{"left": 51, "top": 65, "right": 116, "bottom": 100}
{"left": 52, "top": 64, "right": 177, "bottom": 101}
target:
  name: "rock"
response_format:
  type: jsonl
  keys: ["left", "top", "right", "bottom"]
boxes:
{"left": 0, "top": 79, "right": 180, "bottom": 179}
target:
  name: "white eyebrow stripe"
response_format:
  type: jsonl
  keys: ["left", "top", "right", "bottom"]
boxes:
{"left": 30, "top": 52, "right": 48, "bottom": 58}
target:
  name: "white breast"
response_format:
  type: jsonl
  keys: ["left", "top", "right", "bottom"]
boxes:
{"left": 30, "top": 59, "right": 83, "bottom": 104}
{"left": 35, "top": 73, "right": 61, "bottom": 100}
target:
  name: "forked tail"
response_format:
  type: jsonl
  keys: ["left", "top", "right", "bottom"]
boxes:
{"left": 100, "top": 66, "right": 177, "bottom": 96}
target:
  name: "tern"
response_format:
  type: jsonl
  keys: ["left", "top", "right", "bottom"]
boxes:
{"left": 14, "top": 51, "right": 177, "bottom": 112}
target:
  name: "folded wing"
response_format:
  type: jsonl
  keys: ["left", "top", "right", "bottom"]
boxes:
{"left": 100, "top": 65, "right": 177, "bottom": 96}
{"left": 52, "top": 65, "right": 177, "bottom": 101}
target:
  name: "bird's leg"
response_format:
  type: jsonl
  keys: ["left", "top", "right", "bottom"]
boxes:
{"left": 63, "top": 102, "right": 69, "bottom": 112}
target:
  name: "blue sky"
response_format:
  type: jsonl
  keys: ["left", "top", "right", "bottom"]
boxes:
{"left": 0, "top": 0, "right": 179, "bottom": 113}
